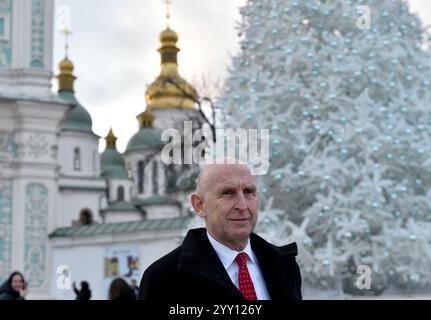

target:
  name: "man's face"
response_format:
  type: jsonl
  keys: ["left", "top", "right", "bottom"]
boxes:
{"left": 193, "top": 164, "right": 259, "bottom": 247}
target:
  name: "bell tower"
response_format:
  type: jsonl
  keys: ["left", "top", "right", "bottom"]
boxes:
{"left": 0, "top": 0, "right": 55, "bottom": 97}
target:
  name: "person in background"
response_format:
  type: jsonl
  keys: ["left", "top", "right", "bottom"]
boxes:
{"left": 108, "top": 277, "right": 136, "bottom": 300}
{"left": 73, "top": 280, "right": 91, "bottom": 300}
{"left": 129, "top": 279, "right": 139, "bottom": 300}
{"left": 0, "top": 271, "right": 28, "bottom": 300}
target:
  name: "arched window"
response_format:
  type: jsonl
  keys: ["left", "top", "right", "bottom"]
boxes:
{"left": 138, "top": 161, "right": 144, "bottom": 193}
{"left": 79, "top": 209, "right": 93, "bottom": 225}
{"left": 74, "top": 147, "right": 81, "bottom": 171}
{"left": 117, "top": 186, "right": 124, "bottom": 201}
{"left": 152, "top": 161, "right": 158, "bottom": 194}
{"left": 92, "top": 149, "right": 97, "bottom": 172}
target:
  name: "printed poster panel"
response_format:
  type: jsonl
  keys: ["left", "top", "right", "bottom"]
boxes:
{"left": 103, "top": 246, "right": 140, "bottom": 299}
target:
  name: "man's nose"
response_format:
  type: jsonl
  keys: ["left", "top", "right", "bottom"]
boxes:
{"left": 234, "top": 192, "right": 248, "bottom": 211}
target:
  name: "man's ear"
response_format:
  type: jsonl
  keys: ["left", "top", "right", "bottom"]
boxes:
{"left": 191, "top": 193, "right": 205, "bottom": 218}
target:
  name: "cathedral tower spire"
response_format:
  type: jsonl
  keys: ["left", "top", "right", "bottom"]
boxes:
{"left": 144, "top": 0, "right": 198, "bottom": 110}
{"left": 57, "top": 29, "right": 76, "bottom": 92}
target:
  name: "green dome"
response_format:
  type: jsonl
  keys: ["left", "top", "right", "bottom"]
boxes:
{"left": 126, "top": 127, "right": 164, "bottom": 152}
{"left": 100, "top": 149, "right": 128, "bottom": 179}
{"left": 59, "top": 91, "right": 94, "bottom": 134}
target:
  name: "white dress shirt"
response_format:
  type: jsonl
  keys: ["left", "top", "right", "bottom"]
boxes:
{"left": 207, "top": 232, "right": 271, "bottom": 300}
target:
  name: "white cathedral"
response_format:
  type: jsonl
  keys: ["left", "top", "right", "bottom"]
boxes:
{"left": 0, "top": 0, "right": 204, "bottom": 299}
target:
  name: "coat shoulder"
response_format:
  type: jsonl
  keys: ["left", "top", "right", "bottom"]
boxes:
{"left": 278, "top": 242, "right": 298, "bottom": 256}
{"left": 144, "top": 245, "right": 182, "bottom": 276}
{"left": 139, "top": 245, "right": 183, "bottom": 300}
{"left": 251, "top": 233, "right": 298, "bottom": 256}
{"left": 0, "top": 292, "right": 15, "bottom": 300}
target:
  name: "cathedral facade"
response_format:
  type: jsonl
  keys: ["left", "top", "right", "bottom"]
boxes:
{"left": 0, "top": 0, "right": 202, "bottom": 299}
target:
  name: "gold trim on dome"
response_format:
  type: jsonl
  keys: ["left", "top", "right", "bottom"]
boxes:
{"left": 57, "top": 56, "right": 76, "bottom": 92}
{"left": 105, "top": 128, "right": 117, "bottom": 149}
{"left": 57, "top": 29, "right": 76, "bottom": 92}
{"left": 137, "top": 108, "right": 155, "bottom": 128}
{"left": 145, "top": 27, "right": 198, "bottom": 110}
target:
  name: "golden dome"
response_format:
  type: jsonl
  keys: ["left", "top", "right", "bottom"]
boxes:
{"left": 145, "top": 27, "right": 198, "bottom": 110}
{"left": 160, "top": 27, "right": 178, "bottom": 44}
{"left": 59, "top": 57, "right": 74, "bottom": 72}
{"left": 57, "top": 56, "right": 76, "bottom": 92}
{"left": 105, "top": 128, "right": 118, "bottom": 149}
{"left": 137, "top": 107, "right": 155, "bottom": 128}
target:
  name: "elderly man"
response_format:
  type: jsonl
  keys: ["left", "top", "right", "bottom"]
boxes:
{"left": 139, "top": 159, "right": 302, "bottom": 301}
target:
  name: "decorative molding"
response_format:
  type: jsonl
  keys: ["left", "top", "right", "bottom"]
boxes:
{"left": 0, "top": 179, "right": 13, "bottom": 285}
{"left": 30, "top": 0, "right": 45, "bottom": 68}
{"left": 0, "top": 0, "right": 12, "bottom": 67}
{"left": 25, "top": 132, "right": 49, "bottom": 159}
{"left": 0, "top": 13, "right": 10, "bottom": 41}
{"left": 0, "top": 130, "right": 16, "bottom": 161}
{"left": 24, "top": 183, "right": 48, "bottom": 289}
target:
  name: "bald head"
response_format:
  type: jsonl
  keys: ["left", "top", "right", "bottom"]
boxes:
{"left": 195, "top": 158, "right": 255, "bottom": 199}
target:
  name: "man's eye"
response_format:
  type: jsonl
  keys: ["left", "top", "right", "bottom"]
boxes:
{"left": 222, "top": 190, "right": 234, "bottom": 196}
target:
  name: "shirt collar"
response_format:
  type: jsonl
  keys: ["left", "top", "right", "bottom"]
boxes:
{"left": 206, "top": 231, "right": 256, "bottom": 270}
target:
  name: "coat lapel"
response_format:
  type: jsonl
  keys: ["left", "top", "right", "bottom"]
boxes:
{"left": 177, "top": 228, "right": 243, "bottom": 299}
{"left": 250, "top": 233, "right": 298, "bottom": 300}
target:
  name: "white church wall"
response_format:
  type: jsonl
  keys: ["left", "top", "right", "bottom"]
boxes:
{"left": 108, "top": 179, "right": 133, "bottom": 202}
{"left": 124, "top": 152, "right": 162, "bottom": 197}
{"left": 155, "top": 159, "right": 166, "bottom": 195}
{"left": 58, "top": 189, "right": 104, "bottom": 227}
{"left": 59, "top": 132, "right": 100, "bottom": 177}
{"left": 153, "top": 108, "right": 198, "bottom": 133}
{"left": 0, "top": 101, "right": 16, "bottom": 130}
{"left": 146, "top": 204, "right": 181, "bottom": 220}
{"left": 103, "top": 211, "right": 144, "bottom": 224}
{"left": 0, "top": 0, "right": 55, "bottom": 98}
{"left": 51, "top": 245, "right": 104, "bottom": 300}
{"left": 50, "top": 229, "right": 183, "bottom": 300}
{"left": 11, "top": 177, "right": 63, "bottom": 299}
{"left": 2, "top": 95, "right": 70, "bottom": 299}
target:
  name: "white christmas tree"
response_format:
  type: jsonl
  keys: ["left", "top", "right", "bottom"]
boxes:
{"left": 218, "top": 0, "right": 431, "bottom": 295}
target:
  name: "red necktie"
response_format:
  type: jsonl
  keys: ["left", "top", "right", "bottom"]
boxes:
{"left": 235, "top": 252, "right": 257, "bottom": 300}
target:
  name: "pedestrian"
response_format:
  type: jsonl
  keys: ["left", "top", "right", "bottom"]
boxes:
{"left": 0, "top": 271, "right": 28, "bottom": 300}
{"left": 73, "top": 281, "right": 91, "bottom": 300}
{"left": 129, "top": 279, "right": 139, "bottom": 300}
{"left": 108, "top": 278, "right": 136, "bottom": 300}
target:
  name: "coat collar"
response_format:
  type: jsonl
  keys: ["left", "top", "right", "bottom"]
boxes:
{"left": 250, "top": 232, "right": 298, "bottom": 300}
{"left": 177, "top": 228, "right": 298, "bottom": 300}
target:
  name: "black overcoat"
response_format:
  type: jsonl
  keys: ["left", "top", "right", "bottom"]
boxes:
{"left": 139, "top": 228, "right": 302, "bottom": 301}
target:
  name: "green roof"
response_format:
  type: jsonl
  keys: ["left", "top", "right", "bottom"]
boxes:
{"left": 48, "top": 216, "right": 192, "bottom": 238}
{"left": 59, "top": 185, "right": 106, "bottom": 191}
{"left": 125, "top": 127, "right": 164, "bottom": 152}
{"left": 99, "top": 196, "right": 181, "bottom": 213}
{"left": 60, "top": 175, "right": 106, "bottom": 181}
{"left": 59, "top": 90, "right": 94, "bottom": 134}
{"left": 100, "top": 149, "right": 128, "bottom": 179}
{"left": 101, "top": 201, "right": 139, "bottom": 212}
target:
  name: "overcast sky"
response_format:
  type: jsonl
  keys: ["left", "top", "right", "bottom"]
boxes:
{"left": 52, "top": 0, "right": 431, "bottom": 152}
